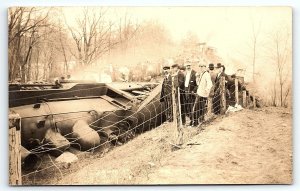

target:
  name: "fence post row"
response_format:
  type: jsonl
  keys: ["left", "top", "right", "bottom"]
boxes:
{"left": 9, "top": 111, "right": 22, "bottom": 185}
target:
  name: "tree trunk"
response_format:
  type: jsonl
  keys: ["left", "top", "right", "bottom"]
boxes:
{"left": 21, "top": 45, "right": 32, "bottom": 82}
{"left": 35, "top": 49, "right": 40, "bottom": 81}
{"left": 26, "top": 50, "right": 32, "bottom": 82}
{"left": 252, "top": 39, "right": 256, "bottom": 82}
{"left": 21, "top": 64, "right": 26, "bottom": 83}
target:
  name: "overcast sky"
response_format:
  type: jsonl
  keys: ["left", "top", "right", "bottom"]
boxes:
{"left": 64, "top": 6, "right": 291, "bottom": 60}
{"left": 62, "top": 6, "right": 291, "bottom": 80}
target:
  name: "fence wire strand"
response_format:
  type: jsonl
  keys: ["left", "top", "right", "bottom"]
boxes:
{"left": 19, "top": 76, "right": 253, "bottom": 181}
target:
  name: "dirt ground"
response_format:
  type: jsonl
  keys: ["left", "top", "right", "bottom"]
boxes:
{"left": 30, "top": 107, "right": 292, "bottom": 185}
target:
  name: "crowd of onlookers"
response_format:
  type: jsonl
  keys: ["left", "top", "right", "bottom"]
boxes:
{"left": 160, "top": 59, "right": 246, "bottom": 127}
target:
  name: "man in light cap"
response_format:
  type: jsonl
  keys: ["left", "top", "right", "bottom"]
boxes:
{"left": 183, "top": 59, "right": 197, "bottom": 126}
{"left": 192, "top": 63, "right": 213, "bottom": 127}
{"left": 160, "top": 65, "right": 173, "bottom": 122}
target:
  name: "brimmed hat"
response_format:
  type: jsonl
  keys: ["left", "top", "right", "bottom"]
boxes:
{"left": 216, "top": 63, "right": 223, "bottom": 68}
{"left": 171, "top": 63, "right": 179, "bottom": 68}
{"left": 209, "top": 63, "right": 214, "bottom": 70}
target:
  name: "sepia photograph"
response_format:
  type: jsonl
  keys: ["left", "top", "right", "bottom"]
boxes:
{"left": 8, "top": 6, "right": 292, "bottom": 185}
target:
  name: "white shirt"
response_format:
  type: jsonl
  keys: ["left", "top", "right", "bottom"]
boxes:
{"left": 164, "top": 74, "right": 170, "bottom": 79}
{"left": 196, "top": 71, "right": 213, "bottom": 98}
{"left": 184, "top": 70, "right": 192, "bottom": 87}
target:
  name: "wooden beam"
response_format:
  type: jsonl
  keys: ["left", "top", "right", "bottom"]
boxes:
{"left": 242, "top": 90, "right": 247, "bottom": 108}
{"left": 235, "top": 78, "right": 239, "bottom": 105}
{"left": 9, "top": 111, "right": 22, "bottom": 185}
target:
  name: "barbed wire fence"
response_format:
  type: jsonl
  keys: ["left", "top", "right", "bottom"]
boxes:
{"left": 8, "top": 76, "right": 257, "bottom": 185}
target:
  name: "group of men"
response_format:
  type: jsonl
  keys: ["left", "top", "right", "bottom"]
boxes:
{"left": 160, "top": 60, "right": 228, "bottom": 127}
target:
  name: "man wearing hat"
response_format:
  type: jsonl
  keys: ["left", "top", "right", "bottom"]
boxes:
{"left": 160, "top": 65, "right": 173, "bottom": 122}
{"left": 213, "top": 63, "right": 229, "bottom": 114}
{"left": 215, "top": 63, "right": 229, "bottom": 81}
{"left": 179, "top": 65, "right": 186, "bottom": 73}
{"left": 183, "top": 60, "right": 197, "bottom": 125}
{"left": 192, "top": 63, "right": 213, "bottom": 126}
{"left": 171, "top": 63, "right": 186, "bottom": 125}
{"left": 204, "top": 63, "right": 217, "bottom": 117}
{"left": 207, "top": 63, "right": 217, "bottom": 97}
{"left": 208, "top": 63, "right": 217, "bottom": 83}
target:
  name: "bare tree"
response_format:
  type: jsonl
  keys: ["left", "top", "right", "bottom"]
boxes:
{"left": 57, "top": 20, "right": 72, "bottom": 74}
{"left": 65, "top": 8, "right": 119, "bottom": 66}
{"left": 271, "top": 76, "right": 277, "bottom": 106}
{"left": 250, "top": 13, "right": 262, "bottom": 82}
{"left": 117, "top": 13, "right": 140, "bottom": 54}
{"left": 273, "top": 29, "right": 291, "bottom": 106}
{"left": 8, "top": 7, "right": 51, "bottom": 82}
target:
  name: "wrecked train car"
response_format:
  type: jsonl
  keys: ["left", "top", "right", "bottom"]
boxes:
{"left": 9, "top": 81, "right": 165, "bottom": 167}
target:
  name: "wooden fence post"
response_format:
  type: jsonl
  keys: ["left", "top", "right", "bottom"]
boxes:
{"left": 220, "top": 76, "right": 226, "bottom": 114}
{"left": 171, "top": 84, "right": 178, "bottom": 140}
{"left": 176, "top": 88, "right": 184, "bottom": 145}
{"left": 235, "top": 78, "right": 239, "bottom": 105}
{"left": 247, "top": 94, "right": 250, "bottom": 108}
{"left": 207, "top": 97, "right": 212, "bottom": 117}
{"left": 242, "top": 90, "right": 247, "bottom": 108}
{"left": 171, "top": 80, "right": 183, "bottom": 145}
{"left": 9, "top": 111, "right": 22, "bottom": 185}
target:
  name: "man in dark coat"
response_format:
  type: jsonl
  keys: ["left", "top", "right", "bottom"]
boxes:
{"left": 226, "top": 74, "right": 246, "bottom": 107}
{"left": 183, "top": 60, "right": 197, "bottom": 125}
{"left": 160, "top": 65, "right": 173, "bottom": 122}
{"left": 208, "top": 63, "right": 217, "bottom": 84}
{"left": 171, "top": 63, "right": 186, "bottom": 125}
{"left": 213, "top": 63, "right": 229, "bottom": 114}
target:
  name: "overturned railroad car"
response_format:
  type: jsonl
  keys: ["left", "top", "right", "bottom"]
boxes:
{"left": 9, "top": 80, "right": 165, "bottom": 167}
